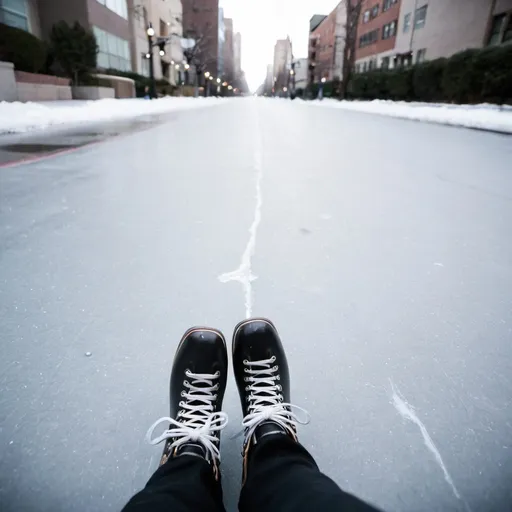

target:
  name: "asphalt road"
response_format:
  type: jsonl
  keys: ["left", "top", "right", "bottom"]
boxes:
{"left": 1, "top": 98, "right": 511, "bottom": 512}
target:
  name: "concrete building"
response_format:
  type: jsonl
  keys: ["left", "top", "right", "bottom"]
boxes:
{"left": 182, "top": 0, "right": 219, "bottom": 77}
{"left": 273, "top": 37, "right": 292, "bottom": 92}
{"left": 355, "top": 0, "right": 401, "bottom": 71}
{"left": 234, "top": 31, "right": 242, "bottom": 79}
{"left": 394, "top": 0, "right": 512, "bottom": 66}
{"left": 223, "top": 17, "right": 234, "bottom": 81}
{"left": 0, "top": 0, "right": 42, "bottom": 37}
{"left": 128, "top": 0, "right": 183, "bottom": 84}
{"left": 307, "top": 2, "right": 347, "bottom": 84}
{"left": 218, "top": 8, "right": 225, "bottom": 77}
{"left": 293, "top": 57, "right": 308, "bottom": 91}
{"left": 36, "top": 0, "right": 133, "bottom": 71}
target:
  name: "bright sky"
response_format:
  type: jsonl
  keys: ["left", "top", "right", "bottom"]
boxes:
{"left": 221, "top": 0, "right": 340, "bottom": 91}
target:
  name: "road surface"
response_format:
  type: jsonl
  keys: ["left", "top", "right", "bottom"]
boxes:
{"left": 1, "top": 98, "right": 511, "bottom": 512}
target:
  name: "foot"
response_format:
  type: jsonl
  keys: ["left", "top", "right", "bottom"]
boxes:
{"left": 146, "top": 327, "right": 228, "bottom": 479}
{"left": 232, "top": 318, "right": 309, "bottom": 460}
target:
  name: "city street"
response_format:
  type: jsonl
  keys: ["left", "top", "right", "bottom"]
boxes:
{"left": 1, "top": 98, "right": 511, "bottom": 511}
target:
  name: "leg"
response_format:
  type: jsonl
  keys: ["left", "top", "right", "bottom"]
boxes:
{"left": 232, "top": 318, "right": 382, "bottom": 512}
{"left": 123, "top": 327, "right": 229, "bottom": 512}
{"left": 239, "top": 434, "right": 380, "bottom": 512}
{"left": 123, "top": 454, "right": 224, "bottom": 512}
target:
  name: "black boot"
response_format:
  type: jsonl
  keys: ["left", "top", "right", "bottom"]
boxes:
{"left": 146, "top": 327, "right": 228, "bottom": 480}
{"left": 232, "top": 318, "right": 309, "bottom": 481}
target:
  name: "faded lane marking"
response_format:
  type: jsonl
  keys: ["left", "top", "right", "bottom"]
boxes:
{"left": 389, "top": 379, "right": 470, "bottom": 511}
{"left": 218, "top": 108, "right": 263, "bottom": 318}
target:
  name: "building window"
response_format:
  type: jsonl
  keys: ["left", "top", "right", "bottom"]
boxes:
{"left": 381, "top": 56, "right": 390, "bottom": 69}
{"left": 383, "top": 0, "right": 397, "bottom": 12}
{"left": 505, "top": 16, "right": 512, "bottom": 42}
{"left": 0, "top": 0, "right": 29, "bottom": 31}
{"left": 359, "top": 29, "right": 379, "bottom": 48}
{"left": 414, "top": 5, "right": 428, "bottom": 29}
{"left": 416, "top": 49, "right": 426, "bottom": 63}
{"left": 403, "top": 13, "right": 411, "bottom": 33}
{"left": 93, "top": 26, "right": 132, "bottom": 71}
{"left": 96, "top": 0, "right": 128, "bottom": 19}
{"left": 487, "top": 13, "right": 510, "bottom": 45}
{"left": 363, "top": 10, "right": 370, "bottom": 23}
{"left": 371, "top": 5, "right": 379, "bottom": 19}
{"left": 382, "top": 20, "right": 397, "bottom": 39}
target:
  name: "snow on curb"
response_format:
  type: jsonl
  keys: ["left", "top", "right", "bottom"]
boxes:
{"left": 307, "top": 99, "right": 512, "bottom": 134}
{"left": 0, "top": 97, "right": 225, "bottom": 135}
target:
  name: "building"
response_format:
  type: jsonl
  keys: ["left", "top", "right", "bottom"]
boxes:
{"left": 293, "top": 57, "right": 308, "bottom": 91}
{"left": 223, "top": 17, "right": 234, "bottom": 81}
{"left": 0, "top": 0, "right": 41, "bottom": 36}
{"left": 355, "top": 0, "right": 402, "bottom": 71}
{"left": 36, "top": 0, "right": 133, "bottom": 71}
{"left": 234, "top": 31, "right": 242, "bottom": 79}
{"left": 128, "top": 0, "right": 183, "bottom": 84}
{"left": 263, "top": 63, "right": 273, "bottom": 94}
{"left": 307, "top": 2, "right": 347, "bottom": 84}
{"left": 273, "top": 37, "right": 292, "bottom": 92}
{"left": 393, "top": 0, "right": 512, "bottom": 66}
{"left": 218, "top": 8, "right": 225, "bottom": 77}
{"left": 182, "top": 0, "right": 219, "bottom": 77}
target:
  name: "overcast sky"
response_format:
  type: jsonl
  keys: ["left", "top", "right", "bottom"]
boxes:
{"left": 220, "top": 0, "right": 340, "bottom": 91}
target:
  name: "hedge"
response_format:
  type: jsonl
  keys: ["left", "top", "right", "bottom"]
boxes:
{"left": 0, "top": 22, "right": 47, "bottom": 73}
{"left": 346, "top": 44, "right": 512, "bottom": 105}
{"left": 103, "top": 69, "right": 177, "bottom": 97}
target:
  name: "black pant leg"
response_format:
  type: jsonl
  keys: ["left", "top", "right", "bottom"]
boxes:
{"left": 123, "top": 455, "right": 225, "bottom": 512}
{"left": 239, "top": 435, "right": 381, "bottom": 512}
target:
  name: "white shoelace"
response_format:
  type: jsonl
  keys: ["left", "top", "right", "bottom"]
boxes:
{"left": 241, "top": 357, "right": 310, "bottom": 442}
{"left": 146, "top": 370, "right": 228, "bottom": 462}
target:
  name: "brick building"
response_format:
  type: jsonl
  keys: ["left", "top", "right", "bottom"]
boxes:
{"left": 307, "top": 3, "right": 346, "bottom": 85}
{"left": 182, "top": 0, "right": 219, "bottom": 77}
{"left": 355, "top": 0, "right": 401, "bottom": 71}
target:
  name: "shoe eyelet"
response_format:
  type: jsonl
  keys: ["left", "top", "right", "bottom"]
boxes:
{"left": 214, "top": 370, "right": 220, "bottom": 377}
{"left": 183, "top": 380, "right": 189, "bottom": 388}
{"left": 185, "top": 369, "right": 192, "bottom": 377}
{"left": 179, "top": 401, "right": 185, "bottom": 407}
{"left": 243, "top": 359, "right": 249, "bottom": 364}
{"left": 273, "top": 365, "right": 278, "bottom": 371}
{"left": 270, "top": 356, "right": 276, "bottom": 362}
{"left": 276, "top": 375, "right": 280, "bottom": 380}
{"left": 180, "top": 391, "right": 186, "bottom": 397}
{"left": 214, "top": 384, "right": 220, "bottom": 390}
{"left": 278, "top": 385, "right": 282, "bottom": 391}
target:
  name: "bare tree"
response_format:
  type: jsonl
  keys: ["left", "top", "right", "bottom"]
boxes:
{"left": 340, "top": 0, "right": 363, "bottom": 99}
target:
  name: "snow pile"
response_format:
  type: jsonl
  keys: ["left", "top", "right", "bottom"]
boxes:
{"left": 308, "top": 99, "right": 512, "bottom": 134}
{"left": 0, "top": 97, "right": 225, "bottom": 135}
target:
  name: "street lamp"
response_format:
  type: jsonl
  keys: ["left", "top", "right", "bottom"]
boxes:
{"left": 146, "top": 23, "right": 157, "bottom": 98}
{"left": 228, "top": 85, "right": 233, "bottom": 90}
{"left": 209, "top": 76, "right": 213, "bottom": 80}
{"left": 321, "top": 77, "right": 327, "bottom": 83}
{"left": 205, "top": 71, "right": 210, "bottom": 78}
{"left": 216, "top": 78, "right": 221, "bottom": 84}
{"left": 159, "top": 49, "right": 165, "bottom": 57}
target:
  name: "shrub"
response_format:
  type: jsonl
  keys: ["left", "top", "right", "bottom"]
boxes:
{"left": 50, "top": 21, "right": 98, "bottom": 84}
{"left": 0, "top": 22, "right": 47, "bottom": 73}
{"left": 413, "top": 58, "right": 447, "bottom": 102}
{"left": 473, "top": 45, "right": 512, "bottom": 105}
{"left": 387, "top": 67, "right": 414, "bottom": 101}
{"left": 441, "top": 48, "right": 479, "bottom": 103}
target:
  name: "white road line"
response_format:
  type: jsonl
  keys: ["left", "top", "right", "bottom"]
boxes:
{"left": 218, "top": 111, "right": 263, "bottom": 319}
{"left": 389, "top": 379, "right": 470, "bottom": 511}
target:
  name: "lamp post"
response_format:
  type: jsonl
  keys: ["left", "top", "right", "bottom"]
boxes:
{"left": 147, "top": 24, "right": 157, "bottom": 99}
